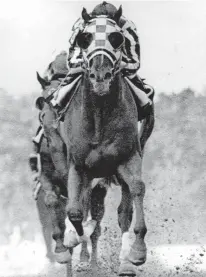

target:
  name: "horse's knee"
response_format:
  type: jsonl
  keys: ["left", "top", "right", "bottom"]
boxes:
{"left": 67, "top": 206, "right": 84, "bottom": 223}
{"left": 52, "top": 226, "right": 64, "bottom": 240}
{"left": 117, "top": 203, "right": 133, "bottom": 231}
{"left": 134, "top": 225, "right": 147, "bottom": 237}
{"left": 44, "top": 191, "right": 58, "bottom": 207}
{"left": 94, "top": 224, "right": 101, "bottom": 237}
{"left": 130, "top": 180, "right": 145, "bottom": 199}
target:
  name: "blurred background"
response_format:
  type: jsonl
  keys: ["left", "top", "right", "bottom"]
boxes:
{"left": 0, "top": 1, "right": 206, "bottom": 276}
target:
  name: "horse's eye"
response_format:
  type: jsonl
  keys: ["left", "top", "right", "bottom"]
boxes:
{"left": 104, "top": 72, "right": 112, "bottom": 80}
{"left": 108, "top": 32, "right": 125, "bottom": 50}
{"left": 77, "top": 32, "right": 93, "bottom": 50}
{"left": 90, "top": 73, "right": 95, "bottom": 79}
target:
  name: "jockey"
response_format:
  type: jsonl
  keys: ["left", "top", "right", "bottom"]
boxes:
{"left": 47, "top": 1, "right": 154, "bottom": 117}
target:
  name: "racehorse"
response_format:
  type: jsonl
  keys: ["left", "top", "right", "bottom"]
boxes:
{"left": 35, "top": 6, "right": 154, "bottom": 276}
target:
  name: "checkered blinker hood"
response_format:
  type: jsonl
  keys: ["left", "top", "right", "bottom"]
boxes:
{"left": 78, "top": 17, "right": 125, "bottom": 65}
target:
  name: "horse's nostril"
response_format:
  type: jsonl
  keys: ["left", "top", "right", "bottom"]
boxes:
{"left": 104, "top": 72, "right": 112, "bottom": 80}
{"left": 90, "top": 73, "right": 95, "bottom": 79}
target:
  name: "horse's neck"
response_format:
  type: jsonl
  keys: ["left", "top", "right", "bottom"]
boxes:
{"left": 80, "top": 74, "right": 124, "bottom": 142}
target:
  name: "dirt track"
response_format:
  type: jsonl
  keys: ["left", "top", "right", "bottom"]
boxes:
{"left": 7, "top": 181, "right": 205, "bottom": 277}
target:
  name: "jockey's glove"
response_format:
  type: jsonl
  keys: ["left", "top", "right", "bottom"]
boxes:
{"left": 120, "top": 61, "right": 127, "bottom": 70}
{"left": 68, "top": 67, "right": 85, "bottom": 76}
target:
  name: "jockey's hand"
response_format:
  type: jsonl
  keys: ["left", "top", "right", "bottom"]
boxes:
{"left": 121, "top": 68, "right": 131, "bottom": 77}
{"left": 120, "top": 61, "right": 127, "bottom": 70}
{"left": 68, "top": 66, "right": 85, "bottom": 76}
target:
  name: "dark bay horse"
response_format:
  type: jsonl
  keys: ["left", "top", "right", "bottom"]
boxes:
{"left": 35, "top": 7, "right": 154, "bottom": 276}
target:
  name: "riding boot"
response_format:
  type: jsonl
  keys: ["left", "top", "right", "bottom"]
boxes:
{"left": 127, "top": 75, "right": 154, "bottom": 119}
{"left": 50, "top": 72, "right": 82, "bottom": 108}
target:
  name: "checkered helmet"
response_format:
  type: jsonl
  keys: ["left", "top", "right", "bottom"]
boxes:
{"left": 91, "top": 2, "right": 118, "bottom": 19}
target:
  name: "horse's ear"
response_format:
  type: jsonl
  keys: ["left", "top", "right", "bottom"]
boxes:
{"left": 35, "top": 97, "right": 45, "bottom": 110}
{"left": 114, "top": 5, "right": 122, "bottom": 24}
{"left": 82, "top": 7, "right": 92, "bottom": 23}
{"left": 36, "top": 71, "right": 50, "bottom": 89}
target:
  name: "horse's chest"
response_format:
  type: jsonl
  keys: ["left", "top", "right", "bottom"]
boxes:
{"left": 68, "top": 107, "right": 137, "bottom": 175}
{"left": 71, "top": 124, "right": 136, "bottom": 177}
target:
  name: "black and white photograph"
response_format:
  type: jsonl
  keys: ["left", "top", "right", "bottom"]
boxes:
{"left": 0, "top": 1, "right": 206, "bottom": 276}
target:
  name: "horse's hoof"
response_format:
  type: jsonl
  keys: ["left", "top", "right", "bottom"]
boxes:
{"left": 46, "top": 252, "right": 55, "bottom": 263}
{"left": 127, "top": 248, "right": 147, "bottom": 266}
{"left": 55, "top": 249, "right": 71, "bottom": 264}
{"left": 118, "top": 262, "right": 137, "bottom": 276}
{"left": 75, "top": 262, "right": 91, "bottom": 272}
{"left": 64, "top": 220, "right": 97, "bottom": 248}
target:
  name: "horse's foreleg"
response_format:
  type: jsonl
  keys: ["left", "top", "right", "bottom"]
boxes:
{"left": 48, "top": 130, "right": 68, "bottom": 183}
{"left": 67, "top": 163, "right": 84, "bottom": 236}
{"left": 41, "top": 175, "right": 71, "bottom": 264}
{"left": 117, "top": 152, "right": 147, "bottom": 276}
{"left": 90, "top": 179, "right": 108, "bottom": 266}
{"left": 43, "top": 110, "right": 68, "bottom": 183}
{"left": 36, "top": 189, "right": 55, "bottom": 263}
{"left": 66, "top": 164, "right": 95, "bottom": 248}
{"left": 115, "top": 177, "right": 133, "bottom": 264}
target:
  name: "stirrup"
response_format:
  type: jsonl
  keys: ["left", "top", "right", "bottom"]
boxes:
{"left": 29, "top": 153, "right": 42, "bottom": 177}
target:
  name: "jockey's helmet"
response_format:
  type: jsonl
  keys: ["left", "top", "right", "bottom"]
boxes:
{"left": 91, "top": 1, "right": 118, "bottom": 19}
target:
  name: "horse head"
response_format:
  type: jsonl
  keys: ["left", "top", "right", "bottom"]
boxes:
{"left": 77, "top": 9, "right": 124, "bottom": 97}
{"left": 36, "top": 72, "right": 61, "bottom": 106}
{"left": 36, "top": 72, "right": 63, "bottom": 129}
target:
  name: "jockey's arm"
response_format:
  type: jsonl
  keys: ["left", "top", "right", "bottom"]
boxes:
{"left": 121, "top": 20, "right": 141, "bottom": 79}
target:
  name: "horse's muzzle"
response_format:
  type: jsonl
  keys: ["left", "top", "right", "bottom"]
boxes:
{"left": 91, "top": 81, "right": 111, "bottom": 96}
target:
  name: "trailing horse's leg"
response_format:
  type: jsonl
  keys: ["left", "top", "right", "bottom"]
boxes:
{"left": 43, "top": 109, "right": 68, "bottom": 183}
{"left": 36, "top": 189, "right": 55, "bottom": 263}
{"left": 41, "top": 175, "right": 71, "bottom": 264}
{"left": 90, "top": 179, "right": 108, "bottom": 266}
{"left": 117, "top": 152, "right": 147, "bottom": 276}
{"left": 66, "top": 164, "right": 96, "bottom": 247}
{"left": 47, "top": 130, "right": 68, "bottom": 183}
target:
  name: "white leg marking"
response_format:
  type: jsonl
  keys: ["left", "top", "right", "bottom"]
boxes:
{"left": 119, "top": 232, "right": 131, "bottom": 262}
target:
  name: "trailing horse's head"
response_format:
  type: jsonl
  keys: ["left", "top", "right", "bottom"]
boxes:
{"left": 36, "top": 72, "right": 61, "bottom": 118}
{"left": 36, "top": 72, "right": 61, "bottom": 99}
{"left": 77, "top": 14, "right": 124, "bottom": 96}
